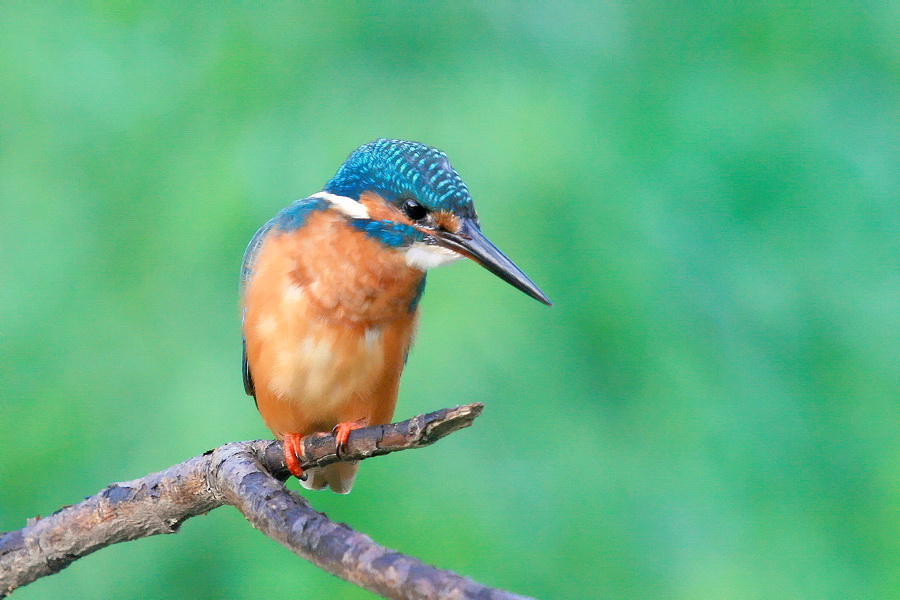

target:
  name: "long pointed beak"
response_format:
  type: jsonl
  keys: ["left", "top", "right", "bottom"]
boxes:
{"left": 430, "top": 219, "right": 552, "bottom": 306}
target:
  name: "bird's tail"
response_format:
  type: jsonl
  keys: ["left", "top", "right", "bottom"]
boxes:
{"left": 299, "top": 461, "right": 359, "bottom": 494}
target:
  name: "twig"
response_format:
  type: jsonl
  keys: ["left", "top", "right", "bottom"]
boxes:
{"left": 0, "top": 403, "right": 532, "bottom": 599}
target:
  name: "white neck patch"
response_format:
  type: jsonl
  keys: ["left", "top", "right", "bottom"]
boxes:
{"left": 310, "top": 191, "right": 370, "bottom": 219}
{"left": 404, "top": 242, "right": 462, "bottom": 270}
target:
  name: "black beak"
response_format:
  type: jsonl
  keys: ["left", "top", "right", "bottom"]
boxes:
{"left": 430, "top": 218, "right": 551, "bottom": 306}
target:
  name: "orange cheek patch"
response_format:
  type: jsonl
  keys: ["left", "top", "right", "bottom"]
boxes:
{"left": 360, "top": 192, "right": 462, "bottom": 234}
{"left": 359, "top": 191, "right": 411, "bottom": 224}
{"left": 433, "top": 211, "right": 461, "bottom": 233}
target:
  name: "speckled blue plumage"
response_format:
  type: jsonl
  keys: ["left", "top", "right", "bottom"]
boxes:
{"left": 324, "top": 139, "right": 477, "bottom": 218}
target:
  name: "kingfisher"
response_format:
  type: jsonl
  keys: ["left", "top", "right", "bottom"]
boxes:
{"left": 240, "top": 139, "right": 550, "bottom": 493}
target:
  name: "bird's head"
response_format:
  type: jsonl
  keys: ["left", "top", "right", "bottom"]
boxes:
{"left": 322, "top": 139, "right": 550, "bottom": 305}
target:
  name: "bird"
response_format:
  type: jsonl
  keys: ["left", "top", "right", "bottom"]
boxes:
{"left": 240, "top": 139, "right": 550, "bottom": 493}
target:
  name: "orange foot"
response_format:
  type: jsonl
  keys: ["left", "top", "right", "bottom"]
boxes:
{"left": 332, "top": 418, "right": 369, "bottom": 458}
{"left": 282, "top": 432, "right": 306, "bottom": 481}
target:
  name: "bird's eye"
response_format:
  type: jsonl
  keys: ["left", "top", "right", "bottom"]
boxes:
{"left": 401, "top": 198, "right": 428, "bottom": 222}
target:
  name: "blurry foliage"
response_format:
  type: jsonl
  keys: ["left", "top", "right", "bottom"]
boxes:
{"left": 1, "top": 2, "right": 897, "bottom": 599}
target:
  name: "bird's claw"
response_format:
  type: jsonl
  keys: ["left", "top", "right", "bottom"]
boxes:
{"left": 282, "top": 432, "right": 307, "bottom": 480}
{"left": 332, "top": 418, "right": 369, "bottom": 458}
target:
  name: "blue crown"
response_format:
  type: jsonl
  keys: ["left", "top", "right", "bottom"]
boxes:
{"left": 324, "top": 139, "right": 477, "bottom": 218}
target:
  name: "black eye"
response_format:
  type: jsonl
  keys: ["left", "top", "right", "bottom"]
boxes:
{"left": 401, "top": 198, "right": 428, "bottom": 221}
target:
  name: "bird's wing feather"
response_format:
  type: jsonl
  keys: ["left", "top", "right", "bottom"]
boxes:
{"left": 240, "top": 217, "right": 277, "bottom": 398}
{"left": 241, "top": 335, "right": 255, "bottom": 398}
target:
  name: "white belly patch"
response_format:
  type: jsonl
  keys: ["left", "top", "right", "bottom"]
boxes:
{"left": 266, "top": 322, "right": 386, "bottom": 412}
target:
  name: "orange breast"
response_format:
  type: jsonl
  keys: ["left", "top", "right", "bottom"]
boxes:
{"left": 242, "top": 210, "right": 423, "bottom": 438}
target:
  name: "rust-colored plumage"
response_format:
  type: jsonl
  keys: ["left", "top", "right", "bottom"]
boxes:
{"left": 241, "top": 139, "right": 550, "bottom": 493}
{"left": 243, "top": 203, "right": 423, "bottom": 493}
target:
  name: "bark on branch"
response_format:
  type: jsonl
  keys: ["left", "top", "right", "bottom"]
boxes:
{"left": 0, "top": 403, "right": 532, "bottom": 599}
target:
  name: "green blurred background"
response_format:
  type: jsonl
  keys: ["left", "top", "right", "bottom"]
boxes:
{"left": 1, "top": 2, "right": 897, "bottom": 598}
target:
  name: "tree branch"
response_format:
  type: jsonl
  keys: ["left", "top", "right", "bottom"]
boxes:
{"left": 0, "top": 403, "right": 532, "bottom": 599}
